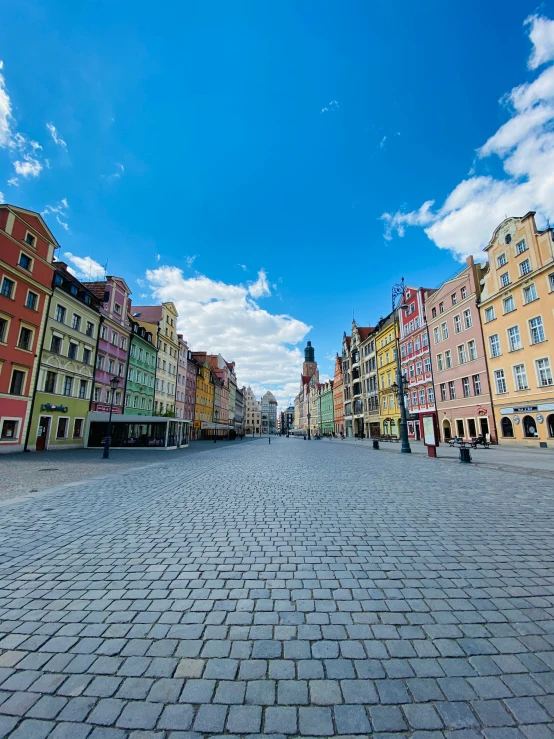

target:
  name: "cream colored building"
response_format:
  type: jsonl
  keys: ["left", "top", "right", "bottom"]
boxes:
{"left": 479, "top": 213, "right": 554, "bottom": 445}
{"left": 243, "top": 386, "right": 261, "bottom": 435}
{"left": 131, "top": 302, "right": 179, "bottom": 415}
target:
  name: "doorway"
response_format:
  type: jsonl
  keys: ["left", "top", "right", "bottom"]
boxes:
{"left": 442, "top": 419, "right": 451, "bottom": 441}
{"left": 36, "top": 416, "right": 50, "bottom": 451}
{"left": 548, "top": 414, "right": 554, "bottom": 438}
{"left": 479, "top": 417, "right": 490, "bottom": 440}
{"left": 523, "top": 415, "right": 538, "bottom": 438}
{"left": 456, "top": 419, "right": 465, "bottom": 438}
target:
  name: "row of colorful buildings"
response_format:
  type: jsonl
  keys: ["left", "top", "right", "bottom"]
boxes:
{"left": 295, "top": 212, "right": 554, "bottom": 447}
{"left": 0, "top": 203, "right": 244, "bottom": 453}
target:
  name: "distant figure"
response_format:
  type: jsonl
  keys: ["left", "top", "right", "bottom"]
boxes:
{"left": 340, "top": 431, "right": 344, "bottom": 440}
{"left": 269, "top": 437, "right": 271, "bottom": 444}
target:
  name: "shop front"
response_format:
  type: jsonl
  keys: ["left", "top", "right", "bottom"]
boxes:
{"left": 497, "top": 403, "right": 554, "bottom": 447}
{"left": 85, "top": 412, "right": 190, "bottom": 450}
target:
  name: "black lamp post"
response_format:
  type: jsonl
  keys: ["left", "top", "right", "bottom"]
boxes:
{"left": 307, "top": 399, "right": 311, "bottom": 440}
{"left": 392, "top": 279, "right": 411, "bottom": 454}
{"left": 102, "top": 375, "right": 121, "bottom": 459}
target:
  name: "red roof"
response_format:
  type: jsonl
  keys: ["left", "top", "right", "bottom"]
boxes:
{"left": 358, "top": 326, "right": 374, "bottom": 340}
{"left": 130, "top": 305, "right": 163, "bottom": 323}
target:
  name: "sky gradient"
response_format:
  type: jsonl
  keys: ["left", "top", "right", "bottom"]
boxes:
{"left": 2, "top": 1, "right": 554, "bottom": 406}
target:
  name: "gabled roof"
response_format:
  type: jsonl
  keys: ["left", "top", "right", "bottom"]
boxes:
{"left": 130, "top": 305, "right": 163, "bottom": 323}
{"left": 358, "top": 327, "right": 374, "bottom": 340}
{"left": 1, "top": 204, "right": 60, "bottom": 247}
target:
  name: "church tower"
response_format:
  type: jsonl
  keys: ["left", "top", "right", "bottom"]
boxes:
{"left": 302, "top": 341, "right": 319, "bottom": 382}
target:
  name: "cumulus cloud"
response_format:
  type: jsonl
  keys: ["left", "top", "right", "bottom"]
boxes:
{"left": 248, "top": 269, "right": 271, "bottom": 298}
{"left": 145, "top": 265, "right": 311, "bottom": 406}
{"left": 46, "top": 122, "right": 67, "bottom": 150}
{"left": 14, "top": 156, "right": 42, "bottom": 178}
{"left": 63, "top": 252, "right": 105, "bottom": 280}
{"left": 381, "top": 13, "right": 554, "bottom": 260}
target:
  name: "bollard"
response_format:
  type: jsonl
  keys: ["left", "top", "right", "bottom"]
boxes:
{"left": 459, "top": 447, "right": 471, "bottom": 463}
{"left": 268, "top": 437, "right": 271, "bottom": 444}
{"left": 373, "top": 439, "right": 379, "bottom": 450}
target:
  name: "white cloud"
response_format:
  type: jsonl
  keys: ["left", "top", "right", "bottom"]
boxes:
{"left": 155, "top": 253, "right": 161, "bottom": 262}
{"left": 145, "top": 265, "right": 311, "bottom": 404}
{"left": 237, "top": 263, "right": 247, "bottom": 271}
{"left": 46, "top": 122, "right": 67, "bottom": 150}
{"left": 13, "top": 156, "right": 42, "bottom": 178}
{"left": 43, "top": 199, "right": 70, "bottom": 232}
{"left": 381, "top": 13, "right": 554, "bottom": 260}
{"left": 64, "top": 252, "right": 105, "bottom": 280}
{"left": 185, "top": 255, "right": 197, "bottom": 268}
{"left": 0, "top": 61, "right": 12, "bottom": 148}
{"left": 7, "top": 176, "right": 18, "bottom": 187}
{"left": 248, "top": 269, "right": 271, "bottom": 298}
{"left": 379, "top": 135, "right": 387, "bottom": 149}
{"left": 321, "top": 100, "right": 339, "bottom": 114}
{"left": 0, "top": 190, "right": 4, "bottom": 202}
{"left": 104, "top": 162, "right": 124, "bottom": 180}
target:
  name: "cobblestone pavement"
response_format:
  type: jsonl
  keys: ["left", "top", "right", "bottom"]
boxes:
{"left": 0, "top": 438, "right": 554, "bottom": 738}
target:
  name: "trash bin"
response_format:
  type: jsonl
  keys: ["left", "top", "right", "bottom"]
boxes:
{"left": 373, "top": 439, "right": 379, "bottom": 450}
{"left": 459, "top": 447, "right": 471, "bottom": 463}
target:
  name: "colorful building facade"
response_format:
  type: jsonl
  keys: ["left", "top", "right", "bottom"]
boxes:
{"left": 28, "top": 264, "right": 101, "bottom": 450}
{"left": 84, "top": 277, "right": 132, "bottom": 415}
{"left": 0, "top": 205, "right": 58, "bottom": 452}
{"left": 318, "top": 380, "right": 334, "bottom": 436}
{"left": 427, "top": 257, "right": 496, "bottom": 443}
{"left": 376, "top": 313, "right": 401, "bottom": 437}
{"left": 124, "top": 318, "right": 157, "bottom": 415}
{"left": 480, "top": 213, "right": 554, "bottom": 445}
{"left": 333, "top": 353, "right": 344, "bottom": 436}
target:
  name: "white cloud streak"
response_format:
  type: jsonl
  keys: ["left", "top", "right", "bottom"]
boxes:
{"left": 46, "top": 122, "right": 67, "bottom": 150}
{"left": 145, "top": 265, "right": 310, "bottom": 404}
{"left": 64, "top": 252, "right": 105, "bottom": 280}
{"left": 43, "top": 199, "right": 69, "bottom": 232}
{"left": 381, "top": 13, "right": 554, "bottom": 260}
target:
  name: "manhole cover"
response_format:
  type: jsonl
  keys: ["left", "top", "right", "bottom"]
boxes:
{"left": 38, "top": 468, "right": 59, "bottom": 471}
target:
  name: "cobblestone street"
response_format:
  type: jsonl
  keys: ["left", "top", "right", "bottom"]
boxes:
{"left": 1, "top": 438, "right": 554, "bottom": 738}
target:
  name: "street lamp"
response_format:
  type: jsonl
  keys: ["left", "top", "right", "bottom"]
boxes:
{"left": 392, "top": 279, "right": 411, "bottom": 454}
{"left": 307, "top": 397, "right": 311, "bottom": 440}
{"left": 102, "top": 375, "right": 120, "bottom": 459}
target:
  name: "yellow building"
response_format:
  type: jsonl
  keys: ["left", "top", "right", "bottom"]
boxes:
{"left": 375, "top": 312, "right": 401, "bottom": 437}
{"left": 480, "top": 213, "right": 554, "bottom": 446}
{"left": 191, "top": 353, "right": 214, "bottom": 436}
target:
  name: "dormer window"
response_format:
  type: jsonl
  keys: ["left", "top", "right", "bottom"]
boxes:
{"left": 505, "top": 233, "right": 512, "bottom": 244}
{"left": 114, "top": 302, "right": 121, "bottom": 314}
{"left": 54, "top": 274, "right": 63, "bottom": 286}
{"left": 103, "top": 291, "right": 110, "bottom": 303}
{"left": 70, "top": 285, "right": 78, "bottom": 296}
{"left": 24, "top": 232, "right": 36, "bottom": 247}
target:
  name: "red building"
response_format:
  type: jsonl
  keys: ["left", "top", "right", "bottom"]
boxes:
{"left": 399, "top": 286, "right": 437, "bottom": 440}
{"left": 0, "top": 204, "right": 59, "bottom": 452}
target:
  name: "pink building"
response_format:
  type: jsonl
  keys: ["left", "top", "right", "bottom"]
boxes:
{"left": 83, "top": 277, "right": 132, "bottom": 414}
{"left": 185, "top": 350, "right": 198, "bottom": 436}
{"left": 427, "top": 257, "right": 497, "bottom": 443}
{"left": 399, "top": 286, "right": 436, "bottom": 440}
{"left": 176, "top": 334, "right": 187, "bottom": 419}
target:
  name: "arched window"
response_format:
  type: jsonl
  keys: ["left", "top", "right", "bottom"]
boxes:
{"left": 383, "top": 421, "right": 389, "bottom": 435}
{"left": 390, "top": 420, "right": 396, "bottom": 437}
{"left": 523, "top": 415, "right": 538, "bottom": 438}
{"left": 547, "top": 414, "right": 554, "bottom": 438}
{"left": 442, "top": 419, "right": 451, "bottom": 441}
{"left": 501, "top": 417, "right": 514, "bottom": 438}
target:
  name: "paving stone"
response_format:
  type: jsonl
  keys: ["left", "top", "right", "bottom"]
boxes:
{"left": 49, "top": 723, "right": 92, "bottom": 739}
{"left": 88, "top": 698, "right": 125, "bottom": 726}
{"left": 403, "top": 703, "right": 444, "bottom": 730}
{"left": 193, "top": 704, "right": 227, "bottom": 732}
{"left": 157, "top": 704, "right": 194, "bottom": 730}
{"left": 226, "top": 704, "right": 262, "bottom": 733}
{"left": 436, "top": 701, "right": 479, "bottom": 729}
{"left": 26, "top": 694, "right": 67, "bottom": 719}
{"left": 278, "top": 679, "right": 309, "bottom": 705}
{"left": 369, "top": 705, "right": 408, "bottom": 732}
{"left": 334, "top": 704, "right": 372, "bottom": 733}
{"left": 179, "top": 679, "right": 215, "bottom": 704}
{"left": 472, "top": 699, "right": 516, "bottom": 727}
{"left": 116, "top": 701, "right": 163, "bottom": 730}
{"left": 298, "top": 706, "right": 334, "bottom": 736}
{"left": 8, "top": 719, "right": 55, "bottom": 739}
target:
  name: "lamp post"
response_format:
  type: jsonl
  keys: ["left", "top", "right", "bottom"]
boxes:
{"left": 392, "top": 279, "right": 411, "bottom": 454}
{"left": 102, "top": 375, "right": 121, "bottom": 459}
{"left": 307, "top": 392, "right": 311, "bottom": 440}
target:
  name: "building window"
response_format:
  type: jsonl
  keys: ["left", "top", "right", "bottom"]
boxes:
{"left": 71, "top": 314, "right": 81, "bottom": 331}
{"left": 501, "top": 417, "right": 514, "bottom": 437}
{"left": 100, "top": 325, "right": 107, "bottom": 340}
{"left": 489, "top": 334, "right": 501, "bottom": 357}
{"left": 523, "top": 284, "right": 538, "bottom": 304}
{"left": 461, "top": 287, "right": 467, "bottom": 299}
{"left": 468, "top": 340, "right": 477, "bottom": 361}
{"left": 445, "top": 350, "right": 452, "bottom": 369}
{"left": 419, "top": 388, "right": 425, "bottom": 405}
{"left": 441, "top": 322, "right": 448, "bottom": 340}
{"left": 462, "top": 377, "right": 470, "bottom": 397}
{"left": 10, "top": 369, "right": 26, "bottom": 395}
{"left": 96, "top": 354, "right": 104, "bottom": 370}
{"left": 497, "top": 253, "right": 507, "bottom": 267}
{"left": 68, "top": 342, "right": 78, "bottom": 360}
{"left": 94, "top": 386, "right": 101, "bottom": 402}
{"left": 108, "top": 359, "right": 115, "bottom": 374}
{"left": 461, "top": 309, "right": 471, "bottom": 329}
{"left": 427, "top": 386, "right": 434, "bottom": 404}
{"left": 523, "top": 415, "right": 538, "bottom": 438}
{"left": 25, "top": 291, "right": 38, "bottom": 310}
{"left": 18, "top": 253, "right": 32, "bottom": 271}
{"left": 424, "top": 357, "right": 431, "bottom": 373}
{"left": 519, "top": 259, "right": 531, "bottom": 276}
{"left": 529, "top": 316, "right": 545, "bottom": 344}
{"left": 503, "top": 296, "right": 515, "bottom": 313}
{"left": 115, "top": 391, "right": 121, "bottom": 405}
{"left": 73, "top": 418, "right": 84, "bottom": 438}
{"left": 383, "top": 396, "right": 387, "bottom": 410}
{"left": 24, "top": 232, "right": 36, "bottom": 246}
{"left": 416, "top": 361, "right": 422, "bottom": 375}
{"left": 1, "top": 419, "right": 19, "bottom": 440}
{"left": 454, "top": 315, "right": 462, "bottom": 333}
{"left": 458, "top": 345, "right": 467, "bottom": 364}
{"left": 1, "top": 277, "right": 15, "bottom": 298}
{"left": 472, "top": 374, "right": 481, "bottom": 395}
{"left": 17, "top": 326, "right": 33, "bottom": 351}
{"left": 55, "top": 304, "right": 66, "bottom": 323}
{"left": 56, "top": 417, "right": 68, "bottom": 439}
{"left": 409, "top": 364, "right": 415, "bottom": 379}
{"left": 484, "top": 306, "right": 495, "bottom": 322}
{"left": 508, "top": 326, "right": 522, "bottom": 352}
{"left": 500, "top": 272, "right": 511, "bottom": 287}
{"left": 86, "top": 321, "right": 94, "bottom": 337}
{"left": 516, "top": 239, "right": 527, "bottom": 255}
{"left": 83, "top": 348, "right": 92, "bottom": 365}
{"left": 118, "top": 362, "right": 124, "bottom": 377}
{"left": 78, "top": 379, "right": 87, "bottom": 399}
{"left": 536, "top": 358, "right": 553, "bottom": 387}
{"left": 448, "top": 381, "right": 456, "bottom": 400}
{"left": 422, "top": 332, "right": 428, "bottom": 347}
{"left": 44, "top": 371, "right": 56, "bottom": 393}
{"left": 494, "top": 369, "right": 507, "bottom": 394}
{"left": 114, "top": 302, "right": 121, "bottom": 314}
{"left": 63, "top": 376, "right": 73, "bottom": 396}
{"left": 50, "top": 335, "right": 62, "bottom": 354}
{"left": 0, "top": 316, "right": 7, "bottom": 342}
{"left": 549, "top": 273, "right": 554, "bottom": 291}
{"left": 451, "top": 293, "right": 457, "bottom": 305}
{"left": 439, "top": 302, "right": 444, "bottom": 313}
{"left": 513, "top": 364, "right": 528, "bottom": 391}
{"left": 111, "top": 331, "right": 117, "bottom": 345}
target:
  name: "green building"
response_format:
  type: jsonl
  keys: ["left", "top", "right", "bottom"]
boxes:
{"left": 28, "top": 263, "right": 101, "bottom": 451}
{"left": 124, "top": 319, "right": 157, "bottom": 415}
{"left": 319, "top": 380, "right": 335, "bottom": 436}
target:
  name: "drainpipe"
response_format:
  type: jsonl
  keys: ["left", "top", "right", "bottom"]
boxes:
{"left": 24, "top": 288, "right": 53, "bottom": 452}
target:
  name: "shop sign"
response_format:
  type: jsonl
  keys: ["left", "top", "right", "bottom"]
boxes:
{"left": 96, "top": 404, "right": 122, "bottom": 414}
{"left": 476, "top": 406, "right": 488, "bottom": 415}
{"left": 40, "top": 403, "right": 68, "bottom": 412}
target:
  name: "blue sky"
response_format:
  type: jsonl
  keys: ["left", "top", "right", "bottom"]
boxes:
{"left": 2, "top": 1, "right": 554, "bottom": 406}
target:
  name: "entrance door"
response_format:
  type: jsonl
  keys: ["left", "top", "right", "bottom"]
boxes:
{"left": 479, "top": 417, "right": 489, "bottom": 440}
{"left": 36, "top": 416, "right": 50, "bottom": 451}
